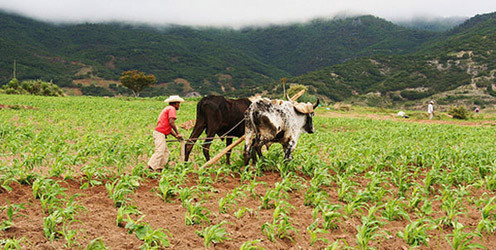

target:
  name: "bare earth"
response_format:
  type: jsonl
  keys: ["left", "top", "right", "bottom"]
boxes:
{"left": 1, "top": 170, "right": 496, "bottom": 249}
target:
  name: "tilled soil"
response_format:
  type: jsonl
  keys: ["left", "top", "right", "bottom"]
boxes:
{"left": 1, "top": 170, "right": 496, "bottom": 249}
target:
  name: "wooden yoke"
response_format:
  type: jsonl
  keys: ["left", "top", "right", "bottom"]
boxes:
{"left": 199, "top": 90, "right": 305, "bottom": 168}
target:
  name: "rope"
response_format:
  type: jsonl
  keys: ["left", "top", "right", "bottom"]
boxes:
{"left": 166, "top": 117, "right": 247, "bottom": 155}
{"left": 166, "top": 135, "right": 239, "bottom": 144}
{"left": 219, "top": 117, "right": 246, "bottom": 138}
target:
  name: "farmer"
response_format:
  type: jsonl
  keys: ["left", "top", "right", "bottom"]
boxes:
{"left": 427, "top": 100, "right": 434, "bottom": 120}
{"left": 147, "top": 95, "right": 184, "bottom": 171}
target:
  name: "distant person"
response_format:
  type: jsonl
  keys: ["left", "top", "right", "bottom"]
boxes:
{"left": 397, "top": 111, "right": 408, "bottom": 118}
{"left": 148, "top": 95, "right": 184, "bottom": 172}
{"left": 475, "top": 107, "right": 480, "bottom": 113}
{"left": 428, "top": 101, "right": 434, "bottom": 120}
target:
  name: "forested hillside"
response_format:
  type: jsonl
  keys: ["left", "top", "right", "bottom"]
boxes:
{"left": 0, "top": 12, "right": 438, "bottom": 97}
{"left": 205, "top": 16, "right": 438, "bottom": 75}
{"left": 1, "top": 10, "right": 495, "bottom": 106}
{"left": 275, "top": 12, "right": 496, "bottom": 108}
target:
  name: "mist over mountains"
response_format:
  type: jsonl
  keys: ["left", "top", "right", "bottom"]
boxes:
{"left": 1, "top": 10, "right": 495, "bottom": 107}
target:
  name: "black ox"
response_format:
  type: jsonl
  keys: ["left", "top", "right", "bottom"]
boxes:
{"left": 184, "top": 95, "right": 251, "bottom": 164}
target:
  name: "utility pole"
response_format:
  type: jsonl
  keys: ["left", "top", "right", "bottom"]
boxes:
{"left": 13, "top": 59, "right": 17, "bottom": 78}
{"left": 281, "top": 77, "right": 287, "bottom": 99}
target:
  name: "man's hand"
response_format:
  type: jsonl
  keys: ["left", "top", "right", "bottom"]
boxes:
{"left": 176, "top": 133, "right": 183, "bottom": 140}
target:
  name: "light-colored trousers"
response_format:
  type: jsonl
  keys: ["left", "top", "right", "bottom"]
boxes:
{"left": 148, "top": 130, "right": 170, "bottom": 170}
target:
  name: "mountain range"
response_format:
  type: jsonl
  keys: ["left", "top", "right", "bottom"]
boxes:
{"left": 1, "top": 11, "right": 495, "bottom": 108}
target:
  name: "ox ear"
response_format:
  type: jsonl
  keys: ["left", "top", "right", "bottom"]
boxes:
{"left": 313, "top": 99, "right": 320, "bottom": 109}
{"left": 294, "top": 102, "right": 314, "bottom": 114}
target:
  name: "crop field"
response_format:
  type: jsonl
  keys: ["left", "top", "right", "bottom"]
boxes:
{"left": 1, "top": 94, "right": 496, "bottom": 249}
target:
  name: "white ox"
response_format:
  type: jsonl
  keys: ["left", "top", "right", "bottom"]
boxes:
{"left": 243, "top": 97, "right": 319, "bottom": 165}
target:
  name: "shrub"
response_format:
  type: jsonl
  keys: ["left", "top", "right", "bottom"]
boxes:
{"left": 0, "top": 79, "right": 64, "bottom": 96}
{"left": 287, "top": 84, "right": 317, "bottom": 103}
{"left": 448, "top": 106, "right": 470, "bottom": 120}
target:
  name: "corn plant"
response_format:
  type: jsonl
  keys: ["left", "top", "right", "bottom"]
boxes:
{"left": 116, "top": 205, "right": 141, "bottom": 227}
{"left": 447, "top": 164, "right": 477, "bottom": 186}
{"left": 277, "top": 174, "right": 307, "bottom": 193}
{"left": 234, "top": 207, "right": 253, "bottom": 219}
{"left": 261, "top": 200, "right": 298, "bottom": 242}
{"left": 312, "top": 204, "right": 342, "bottom": 230}
{"left": 420, "top": 198, "right": 434, "bottom": 216}
{"left": 125, "top": 215, "right": 171, "bottom": 249}
{"left": 382, "top": 197, "right": 410, "bottom": 221}
{"left": 183, "top": 198, "right": 211, "bottom": 225}
{"left": 60, "top": 194, "right": 86, "bottom": 221}
{"left": 391, "top": 164, "right": 412, "bottom": 197}
{"left": 355, "top": 206, "right": 383, "bottom": 250}
{"left": 438, "top": 195, "right": 465, "bottom": 229}
{"left": 86, "top": 237, "right": 108, "bottom": 250}
{"left": 197, "top": 166, "right": 214, "bottom": 186}
{"left": 105, "top": 175, "right": 141, "bottom": 207}
{"left": 0, "top": 170, "right": 17, "bottom": 192}
{"left": 219, "top": 186, "right": 247, "bottom": 213}
{"left": 0, "top": 200, "right": 25, "bottom": 231}
{"left": 178, "top": 186, "right": 196, "bottom": 202}
{"left": 397, "top": 218, "right": 436, "bottom": 247}
{"left": 239, "top": 239, "right": 264, "bottom": 250}
{"left": 157, "top": 174, "right": 181, "bottom": 202}
{"left": 32, "top": 178, "right": 66, "bottom": 213}
{"left": 477, "top": 196, "right": 496, "bottom": 233}
{"left": 445, "top": 225, "right": 486, "bottom": 250}
{"left": 0, "top": 237, "right": 24, "bottom": 249}
{"left": 43, "top": 210, "right": 63, "bottom": 241}
{"left": 336, "top": 175, "right": 354, "bottom": 202}
{"left": 139, "top": 227, "right": 172, "bottom": 249}
{"left": 364, "top": 172, "right": 390, "bottom": 202}
{"left": 484, "top": 174, "right": 496, "bottom": 191}
{"left": 60, "top": 220, "right": 81, "bottom": 248}
{"left": 80, "top": 163, "right": 104, "bottom": 189}
{"left": 243, "top": 179, "right": 266, "bottom": 199}
{"left": 410, "top": 186, "right": 436, "bottom": 215}
{"left": 304, "top": 186, "right": 329, "bottom": 208}
{"left": 423, "top": 169, "right": 440, "bottom": 194}
{"left": 214, "top": 164, "right": 232, "bottom": 182}
{"left": 196, "top": 221, "right": 231, "bottom": 248}
{"left": 342, "top": 199, "right": 365, "bottom": 218}
{"left": 307, "top": 219, "right": 329, "bottom": 246}
{"left": 260, "top": 187, "right": 288, "bottom": 210}
{"left": 325, "top": 240, "right": 349, "bottom": 250}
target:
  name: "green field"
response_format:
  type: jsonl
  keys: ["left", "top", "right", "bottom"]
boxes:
{"left": 1, "top": 94, "right": 496, "bottom": 249}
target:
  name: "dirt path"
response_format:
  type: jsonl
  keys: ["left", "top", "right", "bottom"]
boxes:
{"left": 319, "top": 111, "right": 496, "bottom": 127}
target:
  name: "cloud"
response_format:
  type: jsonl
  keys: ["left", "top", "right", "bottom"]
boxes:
{"left": 0, "top": 0, "right": 495, "bottom": 27}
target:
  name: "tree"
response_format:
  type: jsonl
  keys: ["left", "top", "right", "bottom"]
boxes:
{"left": 119, "top": 70, "right": 156, "bottom": 97}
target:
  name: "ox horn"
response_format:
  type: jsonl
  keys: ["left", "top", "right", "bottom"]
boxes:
{"left": 313, "top": 99, "right": 320, "bottom": 109}
{"left": 286, "top": 93, "right": 291, "bottom": 101}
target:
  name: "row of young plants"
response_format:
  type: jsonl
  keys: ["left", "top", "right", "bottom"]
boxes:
{"left": 2, "top": 94, "right": 496, "bottom": 248}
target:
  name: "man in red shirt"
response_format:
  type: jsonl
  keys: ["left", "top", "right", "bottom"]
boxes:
{"left": 148, "top": 95, "right": 184, "bottom": 171}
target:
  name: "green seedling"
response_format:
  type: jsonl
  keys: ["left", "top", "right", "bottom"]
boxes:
{"left": 196, "top": 221, "right": 231, "bottom": 248}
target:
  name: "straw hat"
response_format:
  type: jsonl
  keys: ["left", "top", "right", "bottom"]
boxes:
{"left": 430, "top": 100, "right": 434, "bottom": 104}
{"left": 164, "top": 95, "right": 185, "bottom": 103}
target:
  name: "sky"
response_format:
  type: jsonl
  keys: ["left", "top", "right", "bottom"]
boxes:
{"left": 0, "top": 0, "right": 495, "bottom": 28}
